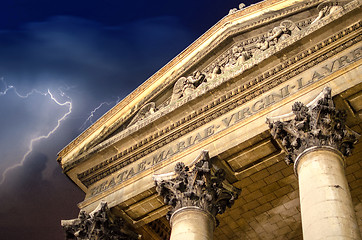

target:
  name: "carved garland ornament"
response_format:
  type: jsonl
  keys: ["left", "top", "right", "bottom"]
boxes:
{"left": 61, "top": 202, "right": 139, "bottom": 240}
{"left": 154, "top": 151, "right": 240, "bottom": 223}
{"left": 267, "top": 87, "right": 359, "bottom": 165}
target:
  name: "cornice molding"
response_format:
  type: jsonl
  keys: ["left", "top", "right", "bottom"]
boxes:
{"left": 76, "top": 21, "right": 362, "bottom": 187}
{"left": 58, "top": 0, "right": 326, "bottom": 162}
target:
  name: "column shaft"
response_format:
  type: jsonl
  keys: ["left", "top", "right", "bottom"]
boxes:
{"left": 170, "top": 207, "right": 215, "bottom": 240}
{"left": 296, "top": 147, "right": 361, "bottom": 240}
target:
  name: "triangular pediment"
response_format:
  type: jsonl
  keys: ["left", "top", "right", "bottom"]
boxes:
{"left": 57, "top": 1, "right": 362, "bottom": 236}
{"left": 69, "top": 0, "right": 351, "bottom": 158}
{"left": 58, "top": 0, "right": 361, "bottom": 183}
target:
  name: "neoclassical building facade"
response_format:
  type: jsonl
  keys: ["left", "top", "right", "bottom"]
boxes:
{"left": 58, "top": 0, "right": 362, "bottom": 239}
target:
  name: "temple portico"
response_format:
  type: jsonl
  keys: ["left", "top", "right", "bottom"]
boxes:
{"left": 58, "top": 0, "right": 362, "bottom": 239}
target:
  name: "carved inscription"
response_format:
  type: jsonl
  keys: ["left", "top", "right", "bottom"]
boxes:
{"left": 88, "top": 45, "right": 362, "bottom": 197}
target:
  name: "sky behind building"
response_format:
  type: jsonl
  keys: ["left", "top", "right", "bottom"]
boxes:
{"left": 0, "top": 1, "right": 257, "bottom": 239}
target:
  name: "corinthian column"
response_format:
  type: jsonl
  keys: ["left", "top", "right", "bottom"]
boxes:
{"left": 61, "top": 202, "right": 140, "bottom": 240}
{"left": 154, "top": 150, "right": 240, "bottom": 240}
{"left": 268, "top": 87, "right": 361, "bottom": 240}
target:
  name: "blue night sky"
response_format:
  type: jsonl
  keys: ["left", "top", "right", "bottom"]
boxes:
{"left": 0, "top": 1, "right": 258, "bottom": 239}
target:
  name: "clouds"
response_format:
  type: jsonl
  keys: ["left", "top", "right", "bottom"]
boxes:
{"left": 0, "top": 152, "right": 84, "bottom": 240}
{"left": 1, "top": 15, "right": 194, "bottom": 94}
{"left": 0, "top": 14, "right": 195, "bottom": 240}
{"left": 0, "top": 15, "right": 195, "bottom": 125}
{"left": 0, "top": 1, "right": 260, "bottom": 237}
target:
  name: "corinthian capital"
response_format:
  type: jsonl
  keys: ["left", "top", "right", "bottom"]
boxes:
{"left": 154, "top": 150, "right": 240, "bottom": 222}
{"left": 267, "top": 87, "right": 359, "bottom": 165}
{"left": 61, "top": 202, "right": 139, "bottom": 240}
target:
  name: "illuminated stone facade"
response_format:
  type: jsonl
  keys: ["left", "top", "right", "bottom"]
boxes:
{"left": 59, "top": 0, "right": 362, "bottom": 239}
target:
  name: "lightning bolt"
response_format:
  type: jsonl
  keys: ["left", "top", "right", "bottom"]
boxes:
{"left": 79, "top": 97, "right": 120, "bottom": 131}
{"left": 0, "top": 78, "right": 72, "bottom": 185}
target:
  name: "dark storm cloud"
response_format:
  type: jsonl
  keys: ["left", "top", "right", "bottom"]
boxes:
{"left": 0, "top": 15, "right": 194, "bottom": 96}
{"left": 0, "top": 15, "right": 195, "bottom": 240}
{"left": 0, "top": 15, "right": 195, "bottom": 123}
{"left": 0, "top": 14, "right": 194, "bottom": 171}
{"left": 0, "top": 1, "right": 260, "bottom": 238}
{"left": 0, "top": 152, "right": 84, "bottom": 240}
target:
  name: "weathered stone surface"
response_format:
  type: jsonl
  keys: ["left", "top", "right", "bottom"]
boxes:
{"left": 61, "top": 202, "right": 139, "bottom": 240}
{"left": 57, "top": 0, "right": 362, "bottom": 238}
{"left": 267, "top": 87, "right": 360, "bottom": 165}
{"left": 154, "top": 150, "right": 240, "bottom": 222}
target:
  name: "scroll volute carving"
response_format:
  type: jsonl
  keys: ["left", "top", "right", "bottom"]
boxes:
{"left": 267, "top": 87, "right": 359, "bottom": 165}
{"left": 154, "top": 150, "right": 240, "bottom": 222}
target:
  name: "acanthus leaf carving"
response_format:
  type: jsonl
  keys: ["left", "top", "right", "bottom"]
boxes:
{"left": 267, "top": 87, "right": 360, "bottom": 165}
{"left": 61, "top": 202, "right": 140, "bottom": 240}
{"left": 154, "top": 150, "right": 240, "bottom": 224}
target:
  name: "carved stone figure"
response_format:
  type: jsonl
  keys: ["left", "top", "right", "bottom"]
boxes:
{"left": 170, "top": 70, "right": 206, "bottom": 104}
{"left": 61, "top": 202, "right": 139, "bottom": 240}
{"left": 207, "top": 63, "right": 222, "bottom": 81}
{"left": 311, "top": 1, "right": 344, "bottom": 24}
{"left": 229, "top": 8, "right": 238, "bottom": 14}
{"left": 225, "top": 46, "right": 251, "bottom": 70}
{"left": 257, "top": 36, "right": 270, "bottom": 49}
{"left": 154, "top": 150, "right": 240, "bottom": 223}
{"left": 280, "top": 19, "right": 300, "bottom": 36}
{"left": 228, "top": 3, "right": 246, "bottom": 14}
{"left": 128, "top": 102, "right": 157, "bottom": 127}
{"left": 253, "top": 20, "right": 300, "bottom": 57}
{"left": 267, "top": 87, "right": 359, "bottom": 165}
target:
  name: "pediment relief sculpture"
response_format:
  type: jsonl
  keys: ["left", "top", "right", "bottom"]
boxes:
{"left": 170, "top": 70, "right": 207, "bottom": 104}
{"left": 127, "top": 102, "right": 157, "bottom": 127}
{"left": 311, "top": 1, "right": 344, "bottom": 24}
{"left": 105, "top": 0, "right": 352, "bottom": 140}
{"left": 128, "top": 18, "right": 302, "bottom": 127}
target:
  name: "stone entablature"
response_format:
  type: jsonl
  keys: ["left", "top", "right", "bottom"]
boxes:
{"left": 76, "top": 22, "right": 361, "bottom": 191}
{"left": 57, "top": 0, "right": 362, "bottom": 223}
{"left": 79, "top": 45, "right": 361, "bottom": 215}
{"left": 57, "top": 0, "right": 355, "bottom": 167}
{"left": 61, "top": 0, "right": 360, "bottom": 178}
